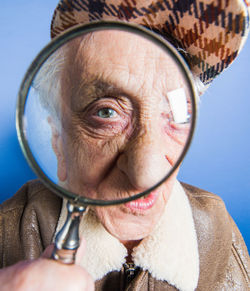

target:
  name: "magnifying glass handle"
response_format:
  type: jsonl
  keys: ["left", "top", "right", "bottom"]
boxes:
{"left": 51, "top": 201, "right": 86, "bottom": 264}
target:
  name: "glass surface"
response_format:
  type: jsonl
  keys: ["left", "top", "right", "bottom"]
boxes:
{"left": 19, "top": 24, "right": 196, "bottom": 204}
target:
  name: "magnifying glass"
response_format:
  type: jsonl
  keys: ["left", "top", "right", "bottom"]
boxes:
{"left": 16, "top": 21, "right": 197, "bottom": 264}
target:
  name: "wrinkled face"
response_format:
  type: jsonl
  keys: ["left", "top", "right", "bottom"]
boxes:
{"left": 53, "top": 30, "right": 191, "bottom": 241}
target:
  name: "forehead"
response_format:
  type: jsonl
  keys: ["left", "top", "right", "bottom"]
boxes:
{"left": 62, "top": 30, "right": 189, "bottom": 106}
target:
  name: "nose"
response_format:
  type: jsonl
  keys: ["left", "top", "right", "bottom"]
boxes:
{"left": 117, "top": 126, "right": 171, "bottom": 191}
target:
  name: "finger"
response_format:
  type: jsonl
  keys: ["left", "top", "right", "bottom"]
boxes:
{"left": 86, "top": 275, "right": 95, "bottom": 291}
{"left": 75, "top": 236, "right": 86, "bottom": 265}
{"left": 41, "top": 244, "right": 55, "bottom": 258}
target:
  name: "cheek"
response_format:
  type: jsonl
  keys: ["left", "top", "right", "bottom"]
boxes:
{"left": 162, "top": 169, "right": 179, "bottom": 201}
{"left": 163, "top": 120, "right": 191, "bottom": 145}
{"left": 162, "top": 124, "right": 190, "bottom": 165}
{"left": 62, "top": 125, "right": 129, "bottom": 186}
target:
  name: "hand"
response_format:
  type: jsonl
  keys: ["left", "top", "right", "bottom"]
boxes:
{"left": 0, "top": 238, "right": 94, "bottom": 291}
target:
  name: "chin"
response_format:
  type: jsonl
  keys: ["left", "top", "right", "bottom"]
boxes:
{"left": 93, "top": 183, "right": 172, "bottom": 241}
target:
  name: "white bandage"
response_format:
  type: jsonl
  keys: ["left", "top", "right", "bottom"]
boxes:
{"left": 167, "top": 88, "right": 189, "bottom": 124}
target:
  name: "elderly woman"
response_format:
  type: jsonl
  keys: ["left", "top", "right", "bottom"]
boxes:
{"left": 0, "top": 0, "right": 249, "bottom": 291}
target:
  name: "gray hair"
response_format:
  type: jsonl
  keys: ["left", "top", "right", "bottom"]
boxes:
{"left": 32, "top": 46, "right": 66, "bottom": 130}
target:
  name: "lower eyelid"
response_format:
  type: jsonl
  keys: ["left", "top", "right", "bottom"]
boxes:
{"left": 87, "top": 115, "right": 129, "bottom": 131}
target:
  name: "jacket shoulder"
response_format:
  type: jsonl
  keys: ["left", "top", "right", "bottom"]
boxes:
{"left": 0, "top": 180, "right": 49, "bottom": 213}
{"left": 181, "top": 182, "right": 249, "bottom": 289}
{"left": 181, "top": 182, "right": 225, "bottom": 204}
{"left": 181, "top": 182, "right": 233, "bottom": 234}
{"left": 0, "top": 180, "right": 62, "bottom": 267}
{"left": 181, "top": 182, "right": 232, "bottom": 242}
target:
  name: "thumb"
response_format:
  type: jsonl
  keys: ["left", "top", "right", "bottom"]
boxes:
{"left": 75, "top": 236, "right": 87, "bottom": 265}
{"left": 41, "top": 244, "right": 55, "bottom": 259}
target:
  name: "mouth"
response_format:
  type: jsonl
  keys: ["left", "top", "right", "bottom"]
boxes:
{"left": 124, "top": 190, "right": 159, "bottom": 211}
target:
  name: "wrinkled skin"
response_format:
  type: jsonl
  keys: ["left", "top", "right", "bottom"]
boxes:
{"left": 52, "top": 30, "right": 191, "bottom": 244}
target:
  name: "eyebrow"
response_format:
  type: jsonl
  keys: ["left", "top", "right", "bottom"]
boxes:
{"left": 72, "top": 77, "right": 129, "bottom": 109}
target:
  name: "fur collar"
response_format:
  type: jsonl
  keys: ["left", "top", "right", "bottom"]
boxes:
{"left": 55, "top": 181, "right": 199, "bottom": 291}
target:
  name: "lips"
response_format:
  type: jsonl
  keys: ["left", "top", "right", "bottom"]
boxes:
{"left": 125, "top": 191, "right": 159, "bottom": 211}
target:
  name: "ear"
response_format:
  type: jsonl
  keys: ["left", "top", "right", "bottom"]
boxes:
{"left": 47, "top": 117, "right": 67, "bottom": 182}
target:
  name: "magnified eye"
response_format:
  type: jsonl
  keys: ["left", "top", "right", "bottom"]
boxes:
{"left": 97, "top": 108, "right": 117, "bottom": 118}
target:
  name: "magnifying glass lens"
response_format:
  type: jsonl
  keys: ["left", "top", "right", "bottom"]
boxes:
{"left": 20, "top": 24, "right": 196, "bottom": 204}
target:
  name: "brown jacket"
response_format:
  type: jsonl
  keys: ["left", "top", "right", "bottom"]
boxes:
{"left": 0, "top": 180, "right": 249, "bottom": 290}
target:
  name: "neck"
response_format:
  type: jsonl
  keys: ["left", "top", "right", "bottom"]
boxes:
{"left": 120, "top": 240, "right": 142, "bottom": 262}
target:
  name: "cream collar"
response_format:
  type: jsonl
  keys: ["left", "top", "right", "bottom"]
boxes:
{"left": 55, "top": 181, "right": 199, "bottom": 291}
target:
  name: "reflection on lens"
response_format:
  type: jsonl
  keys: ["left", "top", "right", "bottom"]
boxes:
{"left": 22, "top": 26, "right": 195, "bottom": 203}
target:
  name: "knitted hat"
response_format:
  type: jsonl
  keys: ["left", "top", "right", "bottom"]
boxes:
{"left": 51, "top": 0, "right": 250, "bottom": 84}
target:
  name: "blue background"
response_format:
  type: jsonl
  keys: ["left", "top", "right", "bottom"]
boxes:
{"left": 0, "top": 1, "right": 249, "bottom": 250}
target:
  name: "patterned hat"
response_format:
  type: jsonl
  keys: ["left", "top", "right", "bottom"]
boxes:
{"left": 51, "top": 0, "right": 250, "bottom": 84}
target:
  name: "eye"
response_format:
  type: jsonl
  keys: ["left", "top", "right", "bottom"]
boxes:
{"left": 97, "top": 108, "right": 117, "bottom": 118}
{"left": 80, "top": 98, "right": 133, "bottom": 138}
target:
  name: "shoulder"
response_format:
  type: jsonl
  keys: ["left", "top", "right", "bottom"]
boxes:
{"left": 181, "top": 182, "right": 232, "bottom": 245}
{"left": 0, "top": 179, "right": 62, "bottom": 232}
{"left": 181, "top": 182, "right": 233, "bottom": 234}
{"left": 181, "top": 182, "right": 250, "bottom": 289}
{"left": 0, "top": 179, "right": 62, "bottom": 217}
{"left": 181, "top": 181, "right": 226, "bottom": 208}
{"left": 0, "top": 179, "right": 53, "bottom": 213}
{"left": 0, "top": 180, "right": 62, "bottom": 267}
